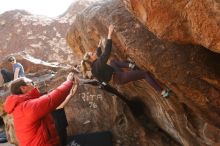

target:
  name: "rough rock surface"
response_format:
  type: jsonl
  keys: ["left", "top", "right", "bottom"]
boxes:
{"left": 122, "top": 0, "right": 220, "bottom": 53}
{"left": 0, "top": 53, "right": 175, "bottom": 146}
{"left": 0, "top": 0, "right": 98, "bottom": 64}
{"left": 67, "top": 0, "right": 220, "bottom": 146}
{"left": 65, "top": 83, "right": 181, "bottom": 146}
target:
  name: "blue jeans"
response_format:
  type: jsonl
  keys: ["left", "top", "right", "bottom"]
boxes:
{"left": 1, "top": 69, "right": 13, "bottom": 83}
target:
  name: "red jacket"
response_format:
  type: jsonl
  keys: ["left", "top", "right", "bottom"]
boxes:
{"left": 4, "top": 80, "right": 73, "bottom": 146}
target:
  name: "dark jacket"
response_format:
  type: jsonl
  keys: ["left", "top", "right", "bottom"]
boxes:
{"left": 91, "top": 39, "right": 114, "bottom": 83}
{"left": 96, "top": 47, "right": 102, "bottom": 57}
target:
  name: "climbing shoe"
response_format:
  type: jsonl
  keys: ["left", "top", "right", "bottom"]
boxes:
{"left": 127, "top": 58, "right": 139, "bottom": 70}
{"left": 128, "top": 63, "right": 136, "bottom": 70}
{"left": 161, "top": 89, "right": 171, "bottom": 98}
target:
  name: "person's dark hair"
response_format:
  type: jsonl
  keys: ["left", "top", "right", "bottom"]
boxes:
{"left": 10, "top": 77, "right": 33, "bottom": 94}
{"left": 8, "top": 56, "right": 16, "bottom": 62}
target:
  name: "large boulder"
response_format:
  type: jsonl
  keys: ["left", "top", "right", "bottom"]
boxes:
{"left": 66, "top": 0, "right": 220, "bottom": 145}
{"left": 0, "top": 54, "right": 175, "bottom": 146}
{"left": 0, "top": 52, "right": 64, "bottom": 73}
{"left": 34, "top": 64, "right": 176, "bottom": 146}
{"left": 65, "top": 83, "right": 178, "bottom": 146}
{"left": 121, "top": 0, "right": 220, "bottom": 53}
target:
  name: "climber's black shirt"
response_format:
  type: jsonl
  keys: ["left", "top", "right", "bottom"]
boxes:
{"left": 96, "top": 47, "right": 102, "bottom": 57}
{"left": 91, "top": 39, "right": 114, "bottom": 83}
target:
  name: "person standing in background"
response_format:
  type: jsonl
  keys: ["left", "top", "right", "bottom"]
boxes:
{"left": 8, "top": 56, "right": 25, "bottom": 80}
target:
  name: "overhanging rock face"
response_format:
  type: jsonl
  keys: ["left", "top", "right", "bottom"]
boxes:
{"left": 67, "top": 0, "right": 220, "bottom": 145}
{"left": 121, "top": 0, "right": 220, "bottom": 53}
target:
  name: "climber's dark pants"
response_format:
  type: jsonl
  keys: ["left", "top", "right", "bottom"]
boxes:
{"left": 110, "top": 60, "right": 129, "bottom": 72}
{"left": 110, "top": 60, "right": 162, "bottom": 93}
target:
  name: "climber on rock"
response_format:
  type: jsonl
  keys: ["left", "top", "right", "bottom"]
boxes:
{"left": 8, "top": 56, "right": 25, "bottom": 80}
{"left": 81, "top": 25, "right": 170, "bottom": 98}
